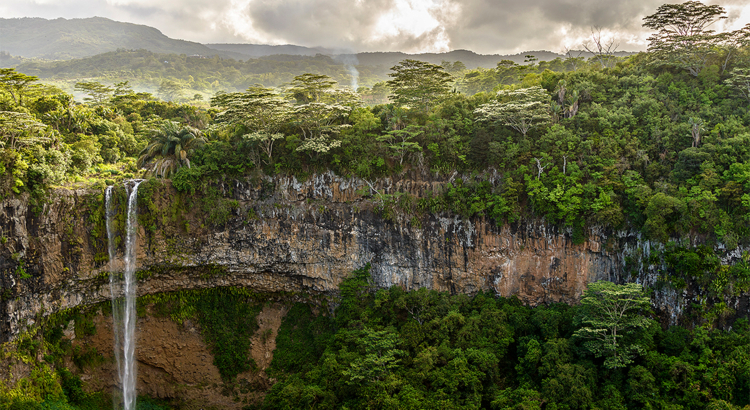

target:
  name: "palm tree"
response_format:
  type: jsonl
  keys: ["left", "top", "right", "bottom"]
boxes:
{"left": 137, "top": 121, "right": 206, "bottom": 178}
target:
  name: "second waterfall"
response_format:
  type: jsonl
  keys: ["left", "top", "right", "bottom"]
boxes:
{"left": 105, "top": 180, "right": 142, "bottom": 410}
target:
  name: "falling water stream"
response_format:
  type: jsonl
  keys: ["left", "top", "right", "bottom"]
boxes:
{"left": 105, "top": 181, "right": 142, "bottom": 410}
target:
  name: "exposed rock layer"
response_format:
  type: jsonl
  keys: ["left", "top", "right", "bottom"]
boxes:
{"left": 0, "top": 173, "right": 746, "bottom": 344}
{"left": 71, "top": 303, "right": 285, "bottom": 408}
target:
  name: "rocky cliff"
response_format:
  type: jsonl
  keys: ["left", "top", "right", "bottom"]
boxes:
{"left": 0, "top": 172, "right": 747, "bottom": 344}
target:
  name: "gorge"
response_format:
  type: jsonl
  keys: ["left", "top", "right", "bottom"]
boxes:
{"left": 1, "top": 173, "right": 749, "bottom": 408}
{"left": 1, "top": 173, "right": 747, "bottom": 334}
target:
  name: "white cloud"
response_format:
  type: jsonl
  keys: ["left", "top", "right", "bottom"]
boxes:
{"left": 5, "top": 0, "right": 750, "bottom": 54}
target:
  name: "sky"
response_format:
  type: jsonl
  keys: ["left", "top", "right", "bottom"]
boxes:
{"left": 3, "top": 0, "right": 750, "bottom": 54}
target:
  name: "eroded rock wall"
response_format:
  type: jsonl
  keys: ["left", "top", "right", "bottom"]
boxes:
{"left": 70, "top": 303, "right": 285, "bottom": 408}
{"left": 1, "top": 172, "right": 742, "bottom": 343}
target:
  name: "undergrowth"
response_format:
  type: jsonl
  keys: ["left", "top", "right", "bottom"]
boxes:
{"left": 140, "top": 287, "right": 264, "bottom": 381}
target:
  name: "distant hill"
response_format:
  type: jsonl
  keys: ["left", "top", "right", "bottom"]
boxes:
{"left": 352, "top": 50, "right": 564, "bottom": 70}
{"left": 205, "top": 43, "right": 333, "bottom": 58}
{"left": 0, "top": 17, "right": 241, "bottom": 60}
{"left": 204, "top": 45, "right": 568, "bottom": 70}
{"left": 204, "top": 47, "right": 638, "bottom": 70}
{"left": 1, "top": 16, "right": 637, "bottom": 70}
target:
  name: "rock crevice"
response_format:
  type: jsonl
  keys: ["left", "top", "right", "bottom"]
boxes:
{"left": 0, "top": 173, "right": 744, "bottom": 342}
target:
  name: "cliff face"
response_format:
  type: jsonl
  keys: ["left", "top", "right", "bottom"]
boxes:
{"left": 0, "top": 173, "right": 745, "bottom": 343}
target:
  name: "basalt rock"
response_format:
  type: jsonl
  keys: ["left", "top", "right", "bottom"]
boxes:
{"left": 0, "top": 172, "right": 747, "bottom": 344}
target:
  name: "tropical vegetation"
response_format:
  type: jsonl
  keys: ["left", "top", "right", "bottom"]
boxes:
{"left": 2, "top": 1, "right": 750, "bottom": 408}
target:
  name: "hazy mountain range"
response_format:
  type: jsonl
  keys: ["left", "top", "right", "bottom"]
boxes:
{"left": 0, "top": 16, "right": 638, "bottom": 70}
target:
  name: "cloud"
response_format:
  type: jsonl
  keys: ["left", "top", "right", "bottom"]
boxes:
{"left": 5, "top": 0, "right": 750, "bottom": 54}
{"left": 436, "top": 0, "right": 667, "bottom": 54}
{"left": 235, "top": 0, "right": 452, "bottom": 52}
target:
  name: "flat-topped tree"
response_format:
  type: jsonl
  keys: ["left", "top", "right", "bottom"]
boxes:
{"left": 0, "top": 111, "right": 50, "bottom": 150}
{"left": 292, "top": 100, "right": 354, "bottom": 154}
{"left": 74, "top": 81, "right": 114, "bottom": 105}
{"left": 574, "top": 281, "right": 653, "bottom": 369}
{"left": 286, "top": 73, "right": 337, "bottom": 104}
{"left": 212, "top": 86, "right": 292, "bottom": 162}
{"left": 642, "top": 1, "right": 749, "bottom": 76}
{"left": 474, "top": 86, "right": 551, "bottom": 137}
{"left": 283, "top": 74, "right": 359, "bottom": 155}
{"left": 643, "top": 1, "right": 726, "bottom": 38}
{"left": 725, "top": 67, "right": 750, "bottom": 103}
{"left": 387, "top": 59, "right": 452, "bottom": 113}
{"left": 0, "top": 68, "right": 39, "bottom": 106}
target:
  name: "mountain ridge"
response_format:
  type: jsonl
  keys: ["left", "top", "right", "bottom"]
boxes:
{"left": 2, "top": 16, "right": 636, "bottom": 70}
{"left": 0, "top": 17, "right": 242, "bottom": 60}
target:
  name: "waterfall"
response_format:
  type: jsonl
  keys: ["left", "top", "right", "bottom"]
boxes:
{"left": 106, "top": 181, "right": 142, "bottom": 410}
{"left": 105, "top": 187, "right": 124, "bottom": 408}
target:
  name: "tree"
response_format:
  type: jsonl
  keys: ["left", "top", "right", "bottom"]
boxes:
{"left": 113, "top": 81, "right": 134, "bottom": 97}
{"left": 341, "top": 327, "right": 404, "bottom": 385}
{"left": 285, "top": 73, "right": 337, "bottom": 104}
{"left": 137, "top": 121, "right": 206, "bottom": 177}
{"left": 0, "top": 111, "right": 50, "bottom": 150}
{"left": 553, "top": 80, "right": 580, "bottom": 120}
{"left": 725, "top": 67, "right": 750, "bottom": 103}
{"left": 642, "top": 1, "right": 728, "bottom": 76}
{"left": 212, "top": 86, "right": 293, "bottom": 162}
{"left": 563, "top": 49, "right": 585, "bottom": 71}
{"left": 358, "top": 81, "right": 390, "bottom": 105}
{"left": 387, "top": 59, "right": 453, "bottom": 113}
{"left": 0, "top": 68, "right": 39, "bottom": 106}
{"left": 716, "top": 24, "right": 750, "bottom": 74}
{"left": 157, "top": 79, "right": 184, "bottom": 101}
{"left": 283, "top": 74, "right": 358, "bottom": 155}
{"left": 582, "top": 27, "right": 619, "bottom": 69}
{"left": 291, "top": 101, "right": 353, "bottom": 154}
{"left": 474, "top": 86, "right": 551, "bottom": 136}
{"left": 441, "top": 60, "right": 467, "bottom": 75}
{"left": 243, "top": 132, "right": 285, "bottom": 162}
{"left": 377, "top": 125, "right": 422, "bottom": 165}
{"left": 574, "top": 281, "right": 652, "bottom": 368}
{"left": 74, "top": 81, "right": 113, "bottom": 105}
{"left": 688, "top": 117, "right": 705, "bottom": 148}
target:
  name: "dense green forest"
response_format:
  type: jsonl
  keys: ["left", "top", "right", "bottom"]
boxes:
{"left": 257, "top": 267, "right": 750, "bottom": 409}
{"left": 9, "top": 50, "right": 579, "bottom": 102}
{"left": 3, "top": 35, "right": 750, "bottom": 247}
{"left": 6, "top": 268, "right": 750, "bottom": 410}
{"left": 3, "top": 1, "right": 750, "bottom": 408}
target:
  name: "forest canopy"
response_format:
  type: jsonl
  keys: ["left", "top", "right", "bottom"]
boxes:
{"left": 5, "top": 2, "right": 750, "bottom": 246}
{"left": 3, "top": 1, "right": 750, "bottom": 409}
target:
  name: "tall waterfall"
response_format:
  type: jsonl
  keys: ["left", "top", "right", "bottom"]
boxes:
{"left": 105, "top": 181, "right": 142, "bottom": 410}
{"left": 105, "top": 187, "right": 124, "bottom": 407}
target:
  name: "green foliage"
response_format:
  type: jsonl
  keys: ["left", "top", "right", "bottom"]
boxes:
{"left": 574, "top": 281, "right": 654, "bottom": 368}
{"left": 6, "top": 43, "right": 750, "bottom": 244}
{"left": 137, "top": 121, "right": 206, "bottom": 178}
{"left": 258, "top": 268, "right": 750, "bottom": 410}
{"left": 263, "top": 268, "right": 519, "bottom": 409}
{"left": 15, "top": 260, "right": 30, "bottom": 279}
{"left": 269, "top": 303, "right": 333, "bottom": 375}
{"left": 387, "top": 59, "right": 453, "bottom": 113}
{"left": 419, "top": 178, "right": 517, "bottom": 224}
{"left": 170, "top": 165, "right": 203, "bottom": 195}
{"left": 56, "top": 368, "right": 86, "bottom": 405}
{"left": 642, "top": 1, "right": 748, "bottom": 77}
{"left": 142, "top": 287, "right": 264, "bottom": 382}
{"left": 0, "top": 68, "right": 39, "bottom": 105}
{"left": 475, "top": 86, "right": 552, "bottom": 136}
